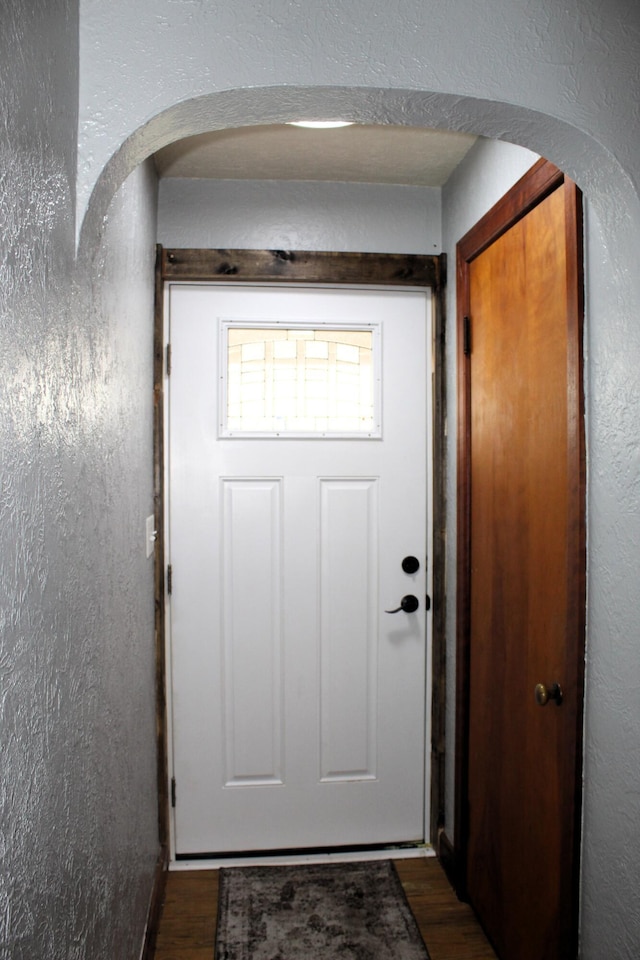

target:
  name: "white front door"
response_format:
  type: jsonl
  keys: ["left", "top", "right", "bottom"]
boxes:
{"left": 167, "top": 283, "right": 431, "bottom": 856}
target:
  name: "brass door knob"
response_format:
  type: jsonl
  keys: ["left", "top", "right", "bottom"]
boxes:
{"left": 535, "top": 682, "right": 563, "bottom": 707}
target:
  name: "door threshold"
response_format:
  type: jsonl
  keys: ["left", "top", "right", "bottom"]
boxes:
{"left": 169, "top": 843, "right": 434, "bottom": 871}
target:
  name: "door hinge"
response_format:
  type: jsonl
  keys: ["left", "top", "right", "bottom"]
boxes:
{"left": 166, "top": 343, "right": 172, "bottom": 376}
{"left": 463, "top": 315, "right": 472, "bottom": 356}
{"left": 171, "top": 776, "right": 176, "bottom": 808}
{"left": 167, "top": 564, "right": 173, "bottom": 595}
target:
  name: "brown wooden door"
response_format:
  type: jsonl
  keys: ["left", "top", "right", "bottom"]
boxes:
{"left": 455, "top": 161, "right": 585, "bottom": 960}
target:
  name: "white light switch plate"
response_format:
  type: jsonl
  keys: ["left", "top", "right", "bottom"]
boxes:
{"left": 146, "top": 515, "right": 156, "bottom": 559}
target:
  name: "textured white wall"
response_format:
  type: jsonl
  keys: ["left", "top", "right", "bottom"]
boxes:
{"left": 0, "top": 2, "right": 159, "bottom": 957}
{"left": 78, "top": 0, "right": 640, "bottom": 241}
{"left": 158, "top": 179, "right": 441, "bottom": 253}
{"left": 77, "top": 1, "right": 640, "bottom": 956}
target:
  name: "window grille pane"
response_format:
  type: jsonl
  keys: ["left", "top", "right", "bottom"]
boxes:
{"left": 223, "top": 326, "right": 378, "bottom": 436}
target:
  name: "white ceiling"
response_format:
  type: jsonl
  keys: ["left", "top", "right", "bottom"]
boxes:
{"left": 154, "top": 124, "right": 477, "bottom": 187}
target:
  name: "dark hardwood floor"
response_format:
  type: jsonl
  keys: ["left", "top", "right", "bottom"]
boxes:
{"left": 153, "top": 857, "right": 497, "bottom": 959}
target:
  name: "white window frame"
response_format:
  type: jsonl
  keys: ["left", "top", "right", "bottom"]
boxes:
{"left": 218, "top": 318, "right": 383, "bottom": 439}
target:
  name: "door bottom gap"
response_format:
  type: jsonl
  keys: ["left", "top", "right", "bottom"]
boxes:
{"left": 171, "top": 841, "right": 433, "bottom": 871}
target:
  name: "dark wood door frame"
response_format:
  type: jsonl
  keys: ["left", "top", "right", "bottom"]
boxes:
{"left": 452, "top": 159, "right": 586, "bottom": 941}
{"left": 153, "top": 248, "right": 448, "bottom": 853}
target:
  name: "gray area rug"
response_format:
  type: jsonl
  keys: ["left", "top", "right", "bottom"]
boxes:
{"left": 214, "top": 859, "right": 431, "bottom": 959}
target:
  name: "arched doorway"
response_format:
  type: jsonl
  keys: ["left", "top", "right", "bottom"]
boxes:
{"left": 78, "top": 81, "right": 640, "bottom": 960}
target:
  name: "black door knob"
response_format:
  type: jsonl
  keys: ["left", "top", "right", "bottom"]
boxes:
{"left": 385, "top": 595, "right": 419, "bottom": 614}
{"left": 401, "top": 556, "right": 420, "bottom": 574}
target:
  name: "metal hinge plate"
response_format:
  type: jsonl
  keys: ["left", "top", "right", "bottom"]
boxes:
{"left": 171, "top": 777, "right": 176, "bottom": 808}
{"left": 463, "top": 315, "right": 471, "bottom": 356}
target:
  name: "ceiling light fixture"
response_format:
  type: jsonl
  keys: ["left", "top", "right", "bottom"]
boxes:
{"left": 287, "top": 120, "right": 354, "bottom": 129}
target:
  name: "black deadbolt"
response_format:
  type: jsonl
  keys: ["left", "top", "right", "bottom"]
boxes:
{"left": 401, "top": 556, "right": 420, "bottom": 575}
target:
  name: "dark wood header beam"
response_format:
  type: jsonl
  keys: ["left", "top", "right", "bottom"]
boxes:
{"left": 162, "top": 248, "right": 442, "bottom": 288}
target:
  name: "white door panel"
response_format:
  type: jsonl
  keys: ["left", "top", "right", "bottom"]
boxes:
{"left": 167, "top": 284, "right": 430, "bottom": 854}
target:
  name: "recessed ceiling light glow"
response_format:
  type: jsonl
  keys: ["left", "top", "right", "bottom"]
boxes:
{"left": 287, "top": 120, "right": 354, "bottom": 129}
